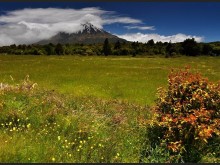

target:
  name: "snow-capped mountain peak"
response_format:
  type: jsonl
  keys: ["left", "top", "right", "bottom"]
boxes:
{"left": 79, "top": 22, "right": 104, "bottom": 34}
{"left": 36, "top": 22, "right": 127, "bottom": 45}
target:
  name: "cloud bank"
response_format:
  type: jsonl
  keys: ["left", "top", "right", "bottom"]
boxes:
{"left": 116, "top": 32, "right": 204, "bottom": 43}
{"left": 0, "top": 7, "right": 142, "bottom": 46}
{"left": 0, "top": 7, "right": 204, "bottom": 46}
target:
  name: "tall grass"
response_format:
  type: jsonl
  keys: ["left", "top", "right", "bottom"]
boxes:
{"left": 1, "top": 55, "right": 220, "bottom": 162}
{"left": 0, "top": 78, "right": 149, "bottom": 162}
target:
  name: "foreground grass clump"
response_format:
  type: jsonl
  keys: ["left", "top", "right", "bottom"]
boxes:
{"left": 0, "top": 77, "right": 149, "bottom": 163}
{"left": 143, "top": 67, "right": 220, "bottom": 163}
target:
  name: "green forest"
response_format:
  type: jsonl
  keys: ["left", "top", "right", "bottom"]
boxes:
{"left": 1, "top": 38, "right": 220, "bottom": 57}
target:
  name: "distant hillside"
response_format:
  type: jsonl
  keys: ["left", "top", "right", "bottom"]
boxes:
{"left": 36, "top": 23, "right": 127, "bottom": 45}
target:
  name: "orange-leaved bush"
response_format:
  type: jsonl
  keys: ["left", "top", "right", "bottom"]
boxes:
{"left": 147, "top": 66, "right": 220, "bottom": 162}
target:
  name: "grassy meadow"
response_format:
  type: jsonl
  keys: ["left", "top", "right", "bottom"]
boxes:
{"left": 0, "top": 55, "right": 220, "bottom": 163}
{"left": 1, "top": 55, "right": 220, "bottom": 105}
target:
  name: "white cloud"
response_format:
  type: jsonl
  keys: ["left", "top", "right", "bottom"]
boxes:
{"left": 103, "top": 17, "right": 142, "bottom": 24}
{"left": 0, "top": 7, "right": 142, "bottom": 46}
{"left": 124, "top": 25, "right": 155, "bottom": 30}
{"left": 0, "top": 7, "right": 205, "bottom": 46}
{"left": 116, "top": 32, "right": 204, "bottom": 43}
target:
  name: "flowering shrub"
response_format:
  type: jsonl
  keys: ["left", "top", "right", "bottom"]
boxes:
{"left": 147, "top": 67, "right": 220, "bottom": 162}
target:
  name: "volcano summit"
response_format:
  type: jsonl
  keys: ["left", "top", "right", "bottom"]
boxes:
{"left": 36, "top": 23, "right": 127, "bottom": 45}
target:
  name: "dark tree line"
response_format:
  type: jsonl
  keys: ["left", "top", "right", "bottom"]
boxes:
{"left": 0, "top": 38, "right": 219, "bottom": 57}
{"left": 103, "top": 38, "right": 111, "bottom": 56}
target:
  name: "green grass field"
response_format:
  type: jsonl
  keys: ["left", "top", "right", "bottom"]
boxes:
{"left": 1, "top": 55, "right": 220, "bottom": 105}
{"left": 0, "top": 55, "right": 220, "bottom": 163}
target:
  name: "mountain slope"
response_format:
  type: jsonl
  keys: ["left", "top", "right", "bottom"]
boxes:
{"left": 36, "top": 23, "right": 127, "bottom": 45}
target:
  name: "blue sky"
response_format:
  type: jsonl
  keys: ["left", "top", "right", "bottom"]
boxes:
{"left": 0, "top": 2, "right": 220, "bottom": 45}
